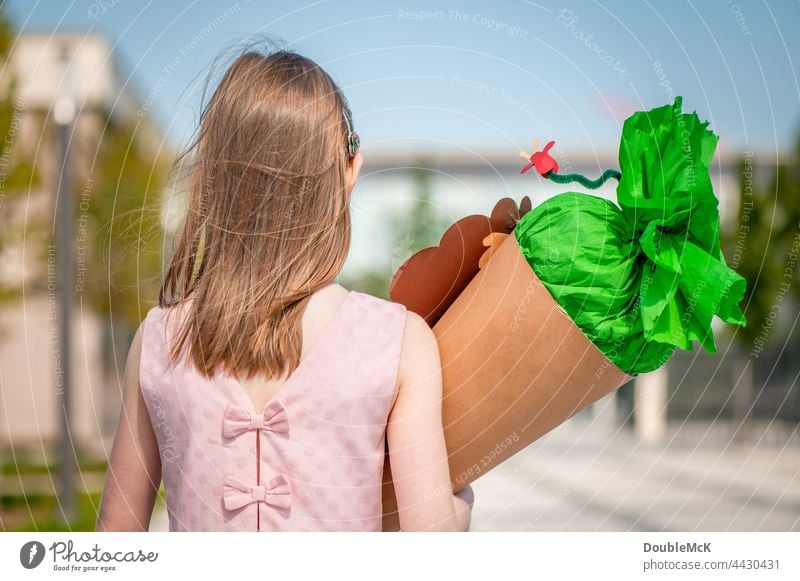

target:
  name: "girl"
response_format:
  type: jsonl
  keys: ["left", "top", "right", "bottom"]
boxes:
{"left": 96, "top": 47, "right": 473, "bottom": 532}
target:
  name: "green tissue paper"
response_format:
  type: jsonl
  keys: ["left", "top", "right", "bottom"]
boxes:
{"left": 514, "top": 96, "right": 747, "bottom": 375}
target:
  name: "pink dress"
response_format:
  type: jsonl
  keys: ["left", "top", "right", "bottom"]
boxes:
{"left": 138, "top": 290, "right": 407, "bottom": 531}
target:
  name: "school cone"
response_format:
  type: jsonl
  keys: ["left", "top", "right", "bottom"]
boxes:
{"left": 381, "top": 231, "right": 632, "bottom": 530}
{"left": 380, "top": 98, "right": 748, "bottom": 530}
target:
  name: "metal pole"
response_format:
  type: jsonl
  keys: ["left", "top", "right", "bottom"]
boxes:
{"left": 54, "top": 43, "right": 75, "bottom": 524}
{"left": 634, "top": 366, "right": 668, "bottom": 444}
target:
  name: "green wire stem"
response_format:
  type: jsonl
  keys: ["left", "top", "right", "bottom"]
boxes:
{"left": 544, "top": 168, "right": 621, "bottom": 190}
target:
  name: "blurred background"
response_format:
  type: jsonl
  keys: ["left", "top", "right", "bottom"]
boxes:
{"left": 0, "top": 0, "right": 797, "bottom": 532}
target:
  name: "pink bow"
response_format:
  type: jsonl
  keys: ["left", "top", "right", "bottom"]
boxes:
{"left": 222, "top": 474, "right": 292, "bottom": 511}
{"left": 222, "top": 401, "right": 289, "bottom": 438}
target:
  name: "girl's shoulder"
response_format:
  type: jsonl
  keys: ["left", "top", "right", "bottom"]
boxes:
{"left": 348, "top": 288, "right": 407, "bottom": 310}
{"left": 141, "top": 300, "right": 192, "bottom": 333}
{"left": 344, "top": 289, "right": 409, "bottom": 334}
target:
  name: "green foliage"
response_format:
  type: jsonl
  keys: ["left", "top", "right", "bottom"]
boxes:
{"left": 0, "top": 7, "right": 40, "bottom": 305}
{"left": 1, "top": 486, "right": 167, "bottom": 531}
{"left": 0, "top": 5, "right": 12, "bottom": 57}
{"left": 339, "top": 269, "right": 390, "bottom": 299}
{"left": 2, "top": 492, "right": 101, "bottom": 532}
{"left": 722, "top": 135, "right": 800, "bottom": 349}
{"left": 0, "top": 5, "right": 168, "bottom": 327}
{"left": 1, "top": 456, "right": 108, "bottom": 475}
{"left": 0, "top": 454, "right": 108, "bottom": 531}
{"left": 0, "top": 94, "right": 39, "bottom": 191}
{"left": 391, "top": 159, "right": 451, "bottom": 254}
{"left": 770, "top": 134, "right": 800, "bottom": 260}
{"left": 81, "top": 115, "right": 169, "bottom": 329}
{"left": 344, "top": 158, "right": 451, "bottom": 298}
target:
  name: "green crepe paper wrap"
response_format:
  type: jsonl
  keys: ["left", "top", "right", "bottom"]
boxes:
{"left": 514, "top": 96, "right": 747, "bottom": 376}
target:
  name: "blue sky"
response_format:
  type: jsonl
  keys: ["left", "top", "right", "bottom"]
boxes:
{"left": 7, "top": 0, "right": 799, "bottom": 158}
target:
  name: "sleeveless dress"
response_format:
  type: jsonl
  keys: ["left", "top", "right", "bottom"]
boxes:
{"left": 138, "top": 290, "right": 407, "bottom": 531}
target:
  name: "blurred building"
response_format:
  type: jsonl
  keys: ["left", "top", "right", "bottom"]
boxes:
{"left": 0, "top": 33, "right": 165, "bottom": 454}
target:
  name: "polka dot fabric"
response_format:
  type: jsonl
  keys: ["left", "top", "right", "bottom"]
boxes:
{"left": 138, "top": 291, "right": 407, "bottom": 531}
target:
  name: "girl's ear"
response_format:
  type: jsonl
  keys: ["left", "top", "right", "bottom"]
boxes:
{"left": 345, "top": 152, "right": 364, "bottom": 196}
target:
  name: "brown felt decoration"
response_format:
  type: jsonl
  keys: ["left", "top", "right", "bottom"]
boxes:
{"left": 389, "top": 196, "right": 531, "bottom": 326}
{"left": 478, "top": 232, "right": 509, "bottom": 269}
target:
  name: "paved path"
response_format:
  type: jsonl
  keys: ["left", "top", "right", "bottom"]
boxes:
{"left": 470, "top": 419, "right": 800, "bottom": 531}
{"left": 148, "top": 501, "right": 169, "bottom": 531}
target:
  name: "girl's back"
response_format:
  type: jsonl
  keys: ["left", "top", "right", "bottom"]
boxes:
{"left": 96, "top": 47, "right": 471, "bottom": 532}
{"left": 139, "top": 283, "right": 406, "bottom": 531}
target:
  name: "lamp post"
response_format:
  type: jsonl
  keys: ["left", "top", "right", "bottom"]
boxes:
{"left": 54, "top": 42, "right": 76, "bottom": 524}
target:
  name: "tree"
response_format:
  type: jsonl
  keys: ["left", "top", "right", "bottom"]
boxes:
{"left": 722, "top": 131, "right": 800, "bottom": 438}
{"left": 82, "top": 114, "right": 168, "bottom": 330}
{"left": 341, "top": 156, "right": 450, "bottom": 298}
{"left": 0, "top": 7, "right": 39, "bottom": 306}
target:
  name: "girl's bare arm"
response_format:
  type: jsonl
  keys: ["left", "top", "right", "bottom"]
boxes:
{"left": 386, "top": 311, "right": 472, "bottom": 532}
{"left": 96, "top": 324, "right": 162, "bottom": 531}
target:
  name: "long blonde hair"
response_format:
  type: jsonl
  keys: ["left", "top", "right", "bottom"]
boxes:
{"left": 159, "top": 47, "right": 354, "bottom": 380}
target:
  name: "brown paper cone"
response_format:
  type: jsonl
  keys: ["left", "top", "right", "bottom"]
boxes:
{"left": 382, "top": 233, "right": 632, "bottom": 530}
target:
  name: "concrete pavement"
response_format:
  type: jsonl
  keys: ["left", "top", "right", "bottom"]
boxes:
{"left": 470, "top": 418, "right": 800, "bottom": 531}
